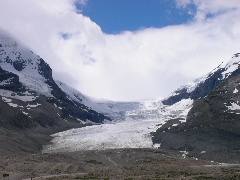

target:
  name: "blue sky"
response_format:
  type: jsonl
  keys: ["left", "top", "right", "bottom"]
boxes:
{"left": 77, "top": 0, "right": 196, "bottom": 34}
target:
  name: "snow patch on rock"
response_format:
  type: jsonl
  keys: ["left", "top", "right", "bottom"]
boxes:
{"left": 226, "top": 102, "right": 240, "bottom": 111}
{"left": 233, "top": 88, "right": 238, "bottom": 94}
{"left": 0, "top": 89, "right": 37, "bottom": 102}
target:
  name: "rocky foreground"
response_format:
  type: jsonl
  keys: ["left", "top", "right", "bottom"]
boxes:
{"left": 1, "top": 148, "right": 240, "bottom": 180}
{"left": 0, "top": 127, "right": 240, "bottom": 180}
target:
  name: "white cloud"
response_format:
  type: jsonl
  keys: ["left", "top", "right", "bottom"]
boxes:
{"left": 0, "top": 0, "right": 240, "bottom": 101}
{"left": 176, "top": 0, "right": 240, "bottom": 21}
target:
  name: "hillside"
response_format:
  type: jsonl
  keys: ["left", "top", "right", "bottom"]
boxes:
{"left": 153, "top": 54, "right": 240, "bottom": 163}
{"left": 162, "top": 53, "right": 240, "bottom": 105}
{"left": 0, "top": 30, "right": 112, "bottom": 155}
{"left": 0, "top": 30, "right": 109, "bottom": 130}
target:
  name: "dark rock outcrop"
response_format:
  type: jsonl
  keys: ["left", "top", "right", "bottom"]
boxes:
{"left": 0, "top": 66, "right": 23, "bottom": 91}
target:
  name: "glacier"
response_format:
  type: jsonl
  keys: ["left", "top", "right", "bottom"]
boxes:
{"left": 44, "top": 53, "right": 240, "bottom": 153}
{"left": 43, "top": 98, "right": 193, "bottom": 153}
{"left": 2, "top": 28, "right": 240, "bottom": 154}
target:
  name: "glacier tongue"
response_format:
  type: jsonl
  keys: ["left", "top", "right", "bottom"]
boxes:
{"left": 43, "top": 98, "right": 193, "bottom": 153}
{"left": 43, "top": 119, "right": 161, "bottom": 152}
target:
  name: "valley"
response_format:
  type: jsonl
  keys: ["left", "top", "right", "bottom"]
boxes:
{"left": 1, "top": 29, "right": 240, "bottom": 179}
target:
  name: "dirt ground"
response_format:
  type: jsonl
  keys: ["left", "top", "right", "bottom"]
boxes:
{"left": 1, "top": 148, "right": 240, "bottom": 180}
{"left": 1, "top": 127, "right": 240, "bottom": 180}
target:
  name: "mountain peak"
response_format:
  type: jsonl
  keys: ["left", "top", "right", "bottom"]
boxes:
{"left": 0, "top": 29, "right": 109, "bottom": 130}
{"left": 162, "top": 52, "right": 240, "bottom": 105}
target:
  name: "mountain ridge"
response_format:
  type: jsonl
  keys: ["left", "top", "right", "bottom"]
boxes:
{"left": 162, "top": 53, "right": 240, "bottom": 105}
{"left": 0, "top": 30, "right": 109, "bottom": 131}
{"left": 153, "top": 53, "right": 240, "bottom": 163}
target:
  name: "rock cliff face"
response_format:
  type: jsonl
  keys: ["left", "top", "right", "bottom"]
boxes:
{"left": 0, "top": 66, "right": 23, "bottom": 91}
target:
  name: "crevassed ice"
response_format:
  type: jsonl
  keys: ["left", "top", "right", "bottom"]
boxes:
{"left": 43, "top": 98, "right": 193, "bottom": 153}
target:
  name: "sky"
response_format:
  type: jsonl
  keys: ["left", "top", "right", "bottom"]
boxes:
{"left": 77, "top": 0, "right": 195, "bottom": 34}
{"left": 0, "top": 0, "right": 240, "bottom": 101}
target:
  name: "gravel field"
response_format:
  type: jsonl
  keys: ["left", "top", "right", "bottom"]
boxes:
{"left": 1, "top": 148, "right": 240, "bottom": 180}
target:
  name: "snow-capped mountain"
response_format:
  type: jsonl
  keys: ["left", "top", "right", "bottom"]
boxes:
{"left": 2, "top": 28, "right": 240, "bottom": 163}
{"left": 0, "top": 30, "right": 108, "bottom": 129}
{"left": 55, "top": 80, "right": 141, "bottom": 122}
{"left": 0, "top": 29, "right": 191, "bottom": 132}
{"left": 57, "top": 80, "right": 193, "bottom": 122}
{"left": 162, "top": 53, "right": 240, "bottom": 105}
{"left": 153, "top": 53, "right": 240, "bottom": 163}
{"left": 0, "top": 33, "right": 53, "bottom": 96}
{"left": 43, "top": 52, "right": 240, "bottom": 155}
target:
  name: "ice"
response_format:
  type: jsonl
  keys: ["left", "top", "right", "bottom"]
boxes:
{"left": 43, "top": 97, "right": 194, "bottom": 153}
{"left": 22, "top": 111, "right": 28, "bottom": 115}
{"left": 0, "top": 31, "right": 53, "bottom": 97}
{"left": 2, "top": 97, "right": 12, "bottom": 103}
{"left": 233, "top": 88, "right": 238, "bottom": 93}
{"left": 8, "top": 102, "right": 18, "bottom": 107}
{"left": 43, "top": 118, "right": 166, "bottom": 153}
{"left": 0, "top": 90, "right": 37, "bottom": 102}
{"left": 226, "top": 102, "right": 240, "bottom": 111}
{"left": 179, "top": 119, "right": 187, "bottom": 123}
{"left": 56, "top": 80, "right": 142, "bottom": 121}
{"left": 15, "top": 94, "right": 37, "bottom": 102}
{"left": 27, "top": 103, "right": 41, "bottom": 108}
{"left": 180, "top": 150, "right": 189, "bottom": 159}
{"left": 220, "top": 54, "right": 240, "bottom": 79}
{"left": 153, "top": 143, "right": 161, "bottom": 148}
{"left": 43, "top": 80, "right": 194, "bottom": 153}
{"left": 1, "top": 92, "right": 40, "bottom": 109}
{"left": 222, "top": 64, "right": 239, "bottom": 79}
{"left": 164, "top": 98, "right": 193, "bottom": 119}
{"left": 19, "top": 75, "right": 53, "bottom": 97}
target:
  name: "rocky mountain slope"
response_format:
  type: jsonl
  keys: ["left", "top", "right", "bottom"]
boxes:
{"left": 0, "top": 30, "right": 110, "bottom": 131}
{"left": 162, "top": 53, "right": 240, "bottom": 105}
{"left": 153, "top": 53, "right": 240, "bottom": 163}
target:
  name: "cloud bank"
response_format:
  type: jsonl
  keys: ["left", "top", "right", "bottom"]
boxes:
{"left": 0, "top": 0, "right": 239, "bottom": 101}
